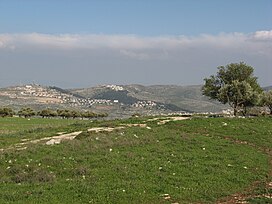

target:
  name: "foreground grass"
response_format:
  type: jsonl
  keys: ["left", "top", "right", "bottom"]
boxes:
{"left": 0, "top": 117, "right": 271, "bottom": 203}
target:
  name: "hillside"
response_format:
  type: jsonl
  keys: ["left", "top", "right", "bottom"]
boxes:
{"left": 0, "top": 84, "right": 229, "bottom": 114}
{"left": 0, "top": 116, "right": 271, "bottom": 203}
{"left": 0, "top": 84, "right": 86, "bottom": 111}
{"left": 71, "top": 84, "right": 228, "bottom": 113}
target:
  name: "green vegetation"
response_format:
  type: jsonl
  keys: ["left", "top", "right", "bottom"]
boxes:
{"left": 0, "top": 116, "right": 271, "bottom": 203}
{"left": 261, "top": 90, "right": 272, "bottom": 114}
{"left": 0, "top": 106, "right": 108, "bottom": 120}
{"left": 0, "top": 117, "right": 92, "bottom": 148}
{"left": 0, "top": 107, "right": 14, "bottom": 117}
{"left": 18, "top": 107, "right": 36, "bottom": 118}
{"left": 202, "top": 62, "right": 263, "bottom": 116}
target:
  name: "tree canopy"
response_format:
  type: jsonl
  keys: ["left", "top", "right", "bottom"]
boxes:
{"left": 202, "top": 62, "right": 262, "bottom": 115}
{"left": 18, "top": 107, "right": 36, "bottom": 118}
{"left": 0, "top": 107, "right": 14, "bottom": 117}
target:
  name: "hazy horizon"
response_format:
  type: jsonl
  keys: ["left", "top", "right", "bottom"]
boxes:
{"left": 1, "top": 1, "right": 271, "bottom": 88}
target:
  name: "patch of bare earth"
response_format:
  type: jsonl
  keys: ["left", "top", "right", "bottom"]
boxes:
{"left": 0, "top": 131, "right": 83, "bottom": 151}
{"left": 88, "top": 123, "right": 152, "bottom": 133}
{"left": 157, "top": 116, "right": 190, "bottom": 125}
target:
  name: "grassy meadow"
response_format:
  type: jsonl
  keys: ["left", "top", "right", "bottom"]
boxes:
{"left": 0, "top": 116, "right": 271, "bottom": 203}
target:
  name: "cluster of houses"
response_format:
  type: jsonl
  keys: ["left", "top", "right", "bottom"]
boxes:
{"left": 13, "top": 85, "right": 78, "bottom": 104}
{"left": 12, "top": 85, "right": 118, "bottom": 107}
{"left": 1, "top": 85, "right": 125, "bottom": 108}
{"left": 131, "top": 100, "right": 165, "bottom": 109}
{"left": 19, "top": 85, "right": 65, "bottom": 99}
{"left": 104, "top": 84, "right": 124, "bottom": 91}
{"left": 79, "top": 99, "right": 113, "bottom": 106}
{"left": 1, "top": 84, "right": 178, "bottom": 112}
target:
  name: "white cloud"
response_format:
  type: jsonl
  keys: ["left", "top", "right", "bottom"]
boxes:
{"left": 0, "top": 31, "right": 271, "bottom": 58}
{"left": 251, "top": 30, "right": 272, "bottom": 41}
{"left": 0, "top": 31, "right": 271, "bottom": 87}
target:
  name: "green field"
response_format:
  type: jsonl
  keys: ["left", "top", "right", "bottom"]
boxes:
{"left": 0, "top": 117, "right": 78, "bottom": 134}
{"left": 0, "top": 116, "right": 271, "bottom": 203}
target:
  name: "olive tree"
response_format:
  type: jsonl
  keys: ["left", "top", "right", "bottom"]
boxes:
{"left": 38, "top": 109, "right": 57, "bottom": 118}
{"left": 202, "top": 62, "right": 262, "bottom": 116}
{"left": 0, "top": 107, "right": 14, "bottom": 117}
{"left": 18, "top": 107, "right": 36, "bottom": 118}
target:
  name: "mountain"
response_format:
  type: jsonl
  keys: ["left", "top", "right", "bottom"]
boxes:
{"left": 0, "top": 83, "right": 231, "bottom": 116}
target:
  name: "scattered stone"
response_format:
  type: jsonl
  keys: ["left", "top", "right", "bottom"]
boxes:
{"left": 88, "top": 127, "right": 125, "bottom": 133}
{"left": 227, "top": 164, "right": 233, "bottom": 167}
{"left": 46, "top": 139, "right": 61, "bottom": 145}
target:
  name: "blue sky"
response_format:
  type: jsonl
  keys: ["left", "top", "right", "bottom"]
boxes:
{"left": 1, "top": 0, "right": 271, "bottom": 35}
{"left": 0, "top": 0, "right": 271, "bottom": 88}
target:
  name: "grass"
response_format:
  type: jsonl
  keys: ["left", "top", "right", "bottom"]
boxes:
{"left": 0, "top": 116, "right": 271, "bottom": 203}
{"left": 0, "top": 117, "right": 95, "bottom": 149}
{"left": 0, "top": 117, "right": 78, "bottom": 134}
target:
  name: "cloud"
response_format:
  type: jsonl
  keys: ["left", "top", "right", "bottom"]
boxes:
{"left": 251, "top": 30, "right": 272, "bottom": 41}
{"left": 0, "top": 31, "right": 271, "bottom": 59}
{"left": 0, "top": 31, "right": 271, "bottom": 87}
{"left": 120, "top": 50, "right": 150, "bottom": 60}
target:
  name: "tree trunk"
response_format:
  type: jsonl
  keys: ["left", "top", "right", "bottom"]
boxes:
{"left": 242, "top": 105, "right": 247, "bottom": 116}
{"left": 234, "top": 106, "right": 238, "bottom": 116}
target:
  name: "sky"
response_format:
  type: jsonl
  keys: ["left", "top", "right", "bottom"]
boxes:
{"left": 0, "top": 0, "right": 271, "bottom": 88}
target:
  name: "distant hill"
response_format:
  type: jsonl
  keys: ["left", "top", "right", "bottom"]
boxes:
{"left": 70, "top": 84, "right": 228, "bottom": 113}
{"left": 263, "top": 86, "right": 272, "bottom": 91}
{"left": 0, "top": 84, "right": 82, "bottom": 111}
{"left": 2, "top": 83, "right": 271, "bottom": 116}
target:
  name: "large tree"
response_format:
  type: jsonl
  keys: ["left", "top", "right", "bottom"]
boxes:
{"left": 202, "top": 62, "right": 262, "bottom": 116}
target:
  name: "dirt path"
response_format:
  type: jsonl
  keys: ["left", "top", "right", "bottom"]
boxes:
{"left": 0, "top": 116, "right": 191, "bottom": 152}
{"left": 0, "top": 123, "right": 153, "bottom": 151}
{"left": 146, "top": 116, "right": 189, "bottom": 125}
{"left": 0, "top": 131, "right": 83, "bottom": 151}
{"left": 0, "top": 116, "right": 189, "bottom": 151}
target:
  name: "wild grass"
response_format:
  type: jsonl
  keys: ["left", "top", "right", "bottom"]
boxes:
{"left": 0, "top": 116, "right": 271, "bottom": 203}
